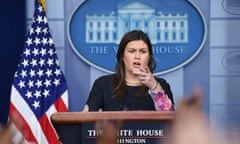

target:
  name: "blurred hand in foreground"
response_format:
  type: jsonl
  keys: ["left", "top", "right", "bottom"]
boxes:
{"left": 96, "top": 120, "right": 122, "bottom": 144}
{"left": 169, "top": 87, "right": 240, "bottom": 144}
{"left": 0, "top": 122, "right": 13, "bottom": 144}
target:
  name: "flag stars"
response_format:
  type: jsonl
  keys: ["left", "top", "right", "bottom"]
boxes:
{"left": 53, "top": 79, "right": 60, "bottom": 87}
{"left": 54, "top": 69, "right": 61, "bottom": 77}
{"left": 55, "top": 59, "right": 60, "bottom": 66}
{"left": 14, "top": 72, "right": 18, "bottom": 78}
{"left": 48, "top": 49, "right": 54, "bottom": 56}
{"left": 35, "top": 80, "right": 43, "bottom": 88}
{"left": 48, "top": 38, "right": 54, "bottom": 46}
{"left": 29, "top": 27, "right": 34, "bottom": 35}
{"left": 36, "top": 15, "right": 43, "bottom": 23}
{"left": 44, "top": 79, "right": 51, "bottom": 87}
{"left": 32, "top": 48, "right": 39, "bottom": 56}
{"left": 35, "top": 26, "right": 41, "bottom": 35}
{"left": 42, "top": 27, "right": 48, "bottom": 35}
{"left": 25, "top": 91, "right": 33, "bottom": 99}
{"left": 29, "top": 69, "right": 36, "bottom": 77}
{"left": 22, "top": 59, "right": 29, "bottom": 67}
{"left": 34, "top": 90, "right": 41, "bottom": 99}
{"left": 38, "top": 5, "right": 43, "bottom": 12}
{"left": 32, "top": 101, "right": 40, "bottom": 109}
{"left": 39, "top": 59, "right": 45, "bottom": 67}
{"left": 47, "top": 58, "right": 54, "bottom": 66}
{"left": 32, "top": 17, "right": 35, "bottom": 23}
{"left": 45, "top": 69, "right": 52, "bottom": 77}
{"left": 37, "top": 69, "right": 44, "bottom": 77}
{"left": 30, "top": 59, "right": 38, "bottom": 67}
{"left": 18, "top": 80, "right": 25, "bottom": 89}
{"left": 28, "top": 80, "right": 34, "bottom": 88}
{"left": 42, "top": 38, "right": 48, "bottom": 46}
{"left": 26, "top": 38, "right": 32, "bottom": 46}
{"left": 20, "top": 70, "right": 27, "bottom": 78}
{"left": 40, "top": 48, "right": 47, "bottom": 56}
{"left": 34, "top": 37, "right": 41, "bottom": 46}
{"left": 43, "top": 16, "right": 48, "bottom": 24}
{"left": 24, "top": 48, "right": 31, "bottom": 57}
{"left": 43, "top": 89, "right": 50, "bottom": 98}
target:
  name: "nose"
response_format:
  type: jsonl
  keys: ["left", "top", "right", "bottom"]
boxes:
{"left": 134, "top": 51, "right": 140, "bottom": 59}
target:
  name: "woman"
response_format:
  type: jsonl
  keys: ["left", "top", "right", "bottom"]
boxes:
{"left": 86, "top": 30, "right": 174, "bottom": 111}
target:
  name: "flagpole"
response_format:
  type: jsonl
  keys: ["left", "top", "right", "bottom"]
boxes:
{"left": 38, "top": 0, "right": 46, "bottom": 12}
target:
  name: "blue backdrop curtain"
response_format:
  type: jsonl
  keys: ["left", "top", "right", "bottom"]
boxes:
{"left": 0, "top": 0, "right": 26, "bottom": 125}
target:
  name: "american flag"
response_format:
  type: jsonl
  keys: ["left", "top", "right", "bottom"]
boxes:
{"left": 9, "top": 0, "right": 68, "bottom": 143}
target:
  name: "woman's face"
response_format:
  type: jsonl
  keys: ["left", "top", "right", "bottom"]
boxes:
{"left": 123, "top": 40, "right": 150, "bottom": 75}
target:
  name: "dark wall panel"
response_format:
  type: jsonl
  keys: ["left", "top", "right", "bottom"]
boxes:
{"left": 0, "top": 1, "right": 26, "bottom": 125}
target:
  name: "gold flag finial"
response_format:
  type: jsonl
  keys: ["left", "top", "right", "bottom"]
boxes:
{"left": 38, "top": 0, "right": 47, "bottom": 12}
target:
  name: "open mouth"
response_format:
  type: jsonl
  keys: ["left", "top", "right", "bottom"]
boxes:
{"left": 133, "top": 62, "right": 141, "bottom": 68}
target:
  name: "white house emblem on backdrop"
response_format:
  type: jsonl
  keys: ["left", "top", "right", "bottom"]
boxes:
{"left": 68, "top": 0, "right": 207, "bottom": 75}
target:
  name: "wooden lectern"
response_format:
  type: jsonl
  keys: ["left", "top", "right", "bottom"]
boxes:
{"left": 51, "top": 111, "right": 175, "bottom": 144}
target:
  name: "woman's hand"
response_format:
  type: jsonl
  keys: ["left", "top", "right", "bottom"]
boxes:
{"left": 132, "top": 66, "right": 156, "bottom": 89}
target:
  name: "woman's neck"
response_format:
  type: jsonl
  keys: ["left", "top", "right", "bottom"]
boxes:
{"left": 125, "top": 73, "right": 142, "bottom": 86}
{"left": 125, "top": 79, "right": 142, "bottom": 86}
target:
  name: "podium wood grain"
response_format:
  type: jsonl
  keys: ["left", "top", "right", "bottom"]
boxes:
{"left": 51, "top": 111, "right": 175, "bottom": 124}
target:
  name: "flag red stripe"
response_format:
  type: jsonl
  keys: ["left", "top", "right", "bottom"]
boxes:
{"left": 9, "top": 103, "right": 37, "bottom": 143}
{"left": 38, "top": 96, "right": 68, "bottom": 144}
{"left": 54, "top": 97, "right": 68, "bottom": 112}
{"left": 39, "top": 114, "right": 60, "bottom": 144}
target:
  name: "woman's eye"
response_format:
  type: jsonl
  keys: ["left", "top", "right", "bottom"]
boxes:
{"left": 128, "top": 49, "right": 135, "bottom": 53}
{"left": 140, "top": 49, "right": 147, "bottom": 53}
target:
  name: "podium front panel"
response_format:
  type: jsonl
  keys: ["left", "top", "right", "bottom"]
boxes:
{"left": 51, "top": 111, "right": 175, "bottom": 144}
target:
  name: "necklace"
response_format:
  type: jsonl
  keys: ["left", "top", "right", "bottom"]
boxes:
{"left": 125, "top": 79, "right": 142, "bottom": 85}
